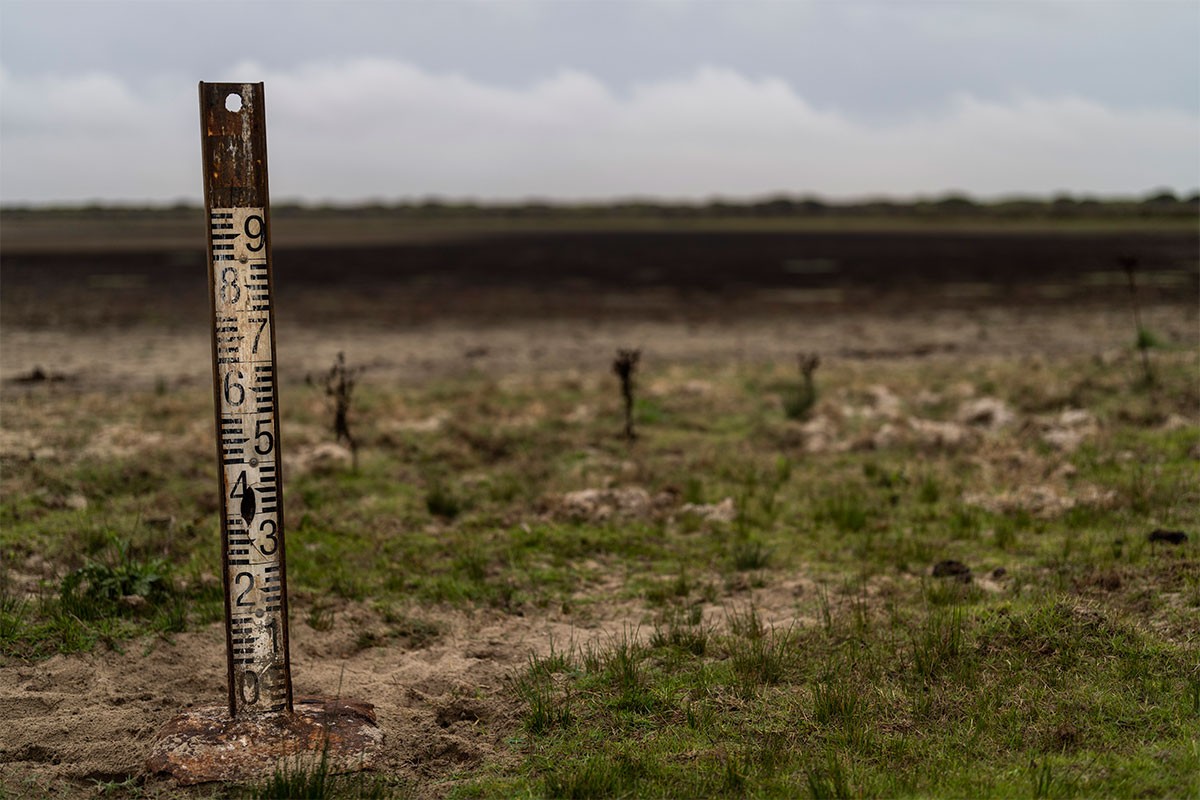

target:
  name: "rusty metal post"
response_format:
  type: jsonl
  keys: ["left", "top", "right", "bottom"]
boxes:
{"left": 198, "top": 82, "right": 293, "bottom": 718}
{"left": 146, "top": 83, "right": 382, "bottom": 785}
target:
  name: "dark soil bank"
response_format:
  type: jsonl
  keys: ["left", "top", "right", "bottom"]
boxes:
{"left": 3, "top": 230, "right": 1196, "bottom": 328}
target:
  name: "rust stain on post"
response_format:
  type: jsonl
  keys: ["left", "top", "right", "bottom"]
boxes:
{"left": 201, "top": 83, "right": 267, "bottom": 206}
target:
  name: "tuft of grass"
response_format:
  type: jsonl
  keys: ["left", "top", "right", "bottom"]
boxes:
{"left": 816, "top": 489, "right": 871, "bottom": 534}
{"left": 921, "top": 576, "right": 982, "bottom": 607}
{"left": 251, "top": 746, "right": 392, "bottom": 800}
{"left": 90, "top": 775, "right": 143, "bottom": 797}
{"left": 542, "top": 751, "right": 648, "bottom": 799}
{"left": 726, "top": 603, "right": 765, "bottom": 640}
{"left": 380, "top": 606, "right": 443, "bottom": 648}
{"left": 806, "top": 755, "right": 852, "bottom": 800}
{"left": 682, "top": 476, "right": 705, "bottom": 505}
{"left": 1119, "top": 254, "right": 1156, "bottom": 386}
{"left": 602, "top": 631, "right": 658, "bottom": 713}
{"left": 156, "top": 597, "right": 188, "bottom": 634}
{"left": 1135, "top": 327, "right": 1163, "bottom": 350}
{"left": 58, "top": 539, "right": 174, "bottom": 620}
{"left": 649, "top": 604, "right": 708, "bottom": 656}
{"left": 812, "top": 677, "right": 862, "bottom": 729}
{"left": 454, "top": 549, "right": 489, "bottom": 584}
{"left": 0, "top": 581, "right": 29, "bottom": 643}
{"left": 519, "top": 679, "right": 573, "bottom": 736}
{"left": 948, "top": 505, "right": 983, "bottom": 539}
{"left": 513, "top": 646, "right": 575, "bottom": 735}
{"left": 917, "top": 474, "right": 941, "bottom": 504}
{"left": 910, "top": 607, "right": 968, "bottom": 683}
{"left": 307, "top": 604, "right": 335, "bottom": 631}
{"left": 731, "top": 538, "right": 773, "bottom": 571}
{"left": 725, "top": 608, "right": 795, "bottom": 691}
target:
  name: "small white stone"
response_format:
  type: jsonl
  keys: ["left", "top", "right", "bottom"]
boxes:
{"left": 957, "top": 397, "right": 1015, "bottom": 430}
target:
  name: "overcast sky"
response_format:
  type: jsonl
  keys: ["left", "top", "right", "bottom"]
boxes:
{"left": 1, "top": 0, "right": 1197, "bottom": 205}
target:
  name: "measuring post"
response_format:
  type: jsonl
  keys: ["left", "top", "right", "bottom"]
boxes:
{"left": 146, "top": 83, "right": 381, "bottom": 784}
{"left": 200, "top": 82, "right": 292, "bottom": 716}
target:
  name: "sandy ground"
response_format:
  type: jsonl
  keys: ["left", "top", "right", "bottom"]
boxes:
{"left": 0, "top": 579, "right": 817, "bottom": 797}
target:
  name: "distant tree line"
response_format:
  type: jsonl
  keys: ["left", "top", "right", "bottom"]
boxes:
{"left": 3, "top": 189, "right": 1198, "bottom": 220}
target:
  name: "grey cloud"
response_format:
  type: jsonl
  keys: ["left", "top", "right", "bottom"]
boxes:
{"left": 2, "top": 60, "right": 1195, "bottom": 204}
{"left": 2, "top": 1, "right": 1197, "bottom": 120}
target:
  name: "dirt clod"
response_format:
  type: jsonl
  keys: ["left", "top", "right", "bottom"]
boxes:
{"left": 679, "top": 497, "right": 737, "bottom": 524}
{"left": 1148, "top": 529, "right": 1188, "bottom": 545}
{"left": 554, "top": 487, "right": 655, "bottom": 522}
{"left": 9, "top": 366, "right": 71, "bottom": 385}
{"left": 931, "top": 560, "right": 972, "bottom": 582}
{"left": 957, "top": 397, "right": 1015, "bottom": 430}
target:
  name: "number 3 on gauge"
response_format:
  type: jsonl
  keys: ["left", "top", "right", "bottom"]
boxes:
{"left": 257, "top": 519, "right": 278, "bottom": 556}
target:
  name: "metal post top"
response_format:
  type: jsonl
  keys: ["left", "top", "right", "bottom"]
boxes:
{"left": 199, "top": 81, "right": 264, "bottom": 104}
{"left": 199, "top": 83, "right": 269, "bottom": 210}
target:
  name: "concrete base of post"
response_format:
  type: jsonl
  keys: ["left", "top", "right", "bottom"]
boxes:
{"left": 146, "top": 696, "right": 383, "bottom": 785}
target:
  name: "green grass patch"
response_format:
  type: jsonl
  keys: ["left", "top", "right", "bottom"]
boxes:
{"left": 1, "top": 536, "right": 219, "bottom": 658}
{"left": 459, "top": 592, "right": 1197, "bottom": 798}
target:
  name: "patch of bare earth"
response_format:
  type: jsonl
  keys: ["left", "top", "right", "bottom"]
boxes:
{"left": 2, "top": 304, "right": 1194, "bottom": 392}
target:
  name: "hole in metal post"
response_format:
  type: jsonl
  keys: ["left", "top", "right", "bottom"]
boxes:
{"left": 225, "top": 93, "right": 243, "bottom": 113}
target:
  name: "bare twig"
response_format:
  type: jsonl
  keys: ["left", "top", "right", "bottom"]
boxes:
{"left": 1119, "top": 255, "right": 1154, "bottom": 386}
{"left": 322, "top": 352, "right": 364, "bottom": 468}
{"left": 785, "top": 353, "right": 821, "bottom": 420}
{"left": 613, "top": 349, "right": 641, "bottom": 441}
